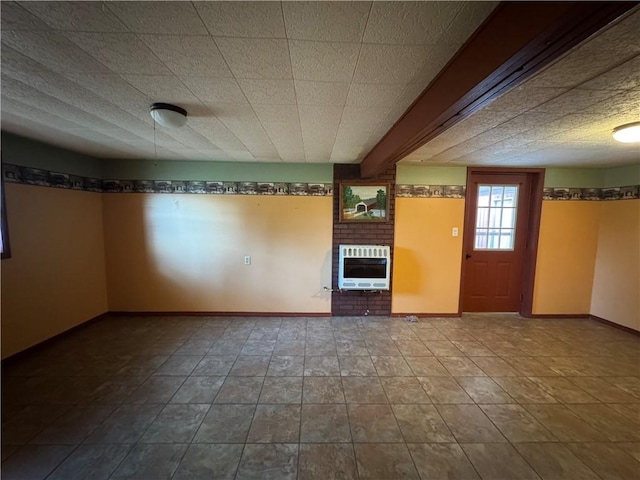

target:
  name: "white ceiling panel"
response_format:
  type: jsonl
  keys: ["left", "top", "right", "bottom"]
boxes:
{"left": 138, "top": 35, "right": 233, "bottom": 78}
{"left": 119, "top": 75, "right": 201, "bottom": 107}
{"left": 22, "top": 1, "right": 128, "bottom": 32}
{"left": 346, "top": 84, "right": 406, "bottom": 108}
{"left": 180, "top": 77, "right": 246, "bottom": 105}
{"left": 105, "top": 2, "right": 207, "bottom": 35}
{"left": 353, "top": 44, "right": 430, "bottom": 84}
{"left": 63, "top": 32, "right": 171, "bottom": 75}
{"left": 363, "top": 2, "right": 462, "bottom": 45}
{"left": 194, "top": 1, "right": 285, "bottom": 39}
{"left": 289, "top": 40, "right": 359, "bottom": 83}
{"left": 2, "top": 1, "right": 636, "bottom": 167}
{"left": 283, "top": 1, "right": 370, "bottom": 42}
{"left": 215, "top": 38, "right": 292, "bottom": 80}
{"left": 294, "top": 80, "right": 350, "bottom": 106}
{"left": 1, "top": 30, "right": 111, "bottom": 74}
{"left": 238, "top": 79, "right": 296, "bottom": 106}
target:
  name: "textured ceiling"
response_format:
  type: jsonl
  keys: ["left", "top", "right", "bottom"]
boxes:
{"left": 402, "top": 7, "right": 640, "bottom": 168}
{"left": 0, "top": 1, "right": 497, "bottom": 163}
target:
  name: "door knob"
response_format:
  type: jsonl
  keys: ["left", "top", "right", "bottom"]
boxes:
{"left": 465, "top": 253, "right": 472, "bottom": 259}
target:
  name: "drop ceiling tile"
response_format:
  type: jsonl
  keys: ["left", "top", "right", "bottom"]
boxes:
{"left": 105, "top": 1, "right": 207, "bottom": 35}
{"left": 194, "top": 1, "right": 285, "bottom": 38}
{"left": 180, "top": 77, "right": 246, "bottom": 104}
{"left": 1, "top": 44, "right": 50, "bottom": 76}
{"left": 283, "top": 1, "right": 370, "bottom": 42}
{"left": 120, "top": 75, "right": 200, "bottom": 107}
{"left": 289, "top": 40, "right": 359, "bottom": 82}
{"left": 444, "top": 2, "right": 498, "bottom": 46}
{"left": 253, "top": 104, "right": 305, "bottom": 162}
{"left": 486, "top": 86, "right": 569, "bottom": 113}
{"left": 2, "top": 30, "right": 111, "bottom": 73}
{"left": 64, "top": 73, "right": 153, "bottom": 121}
{"left": 1, "top": 1, "right": 50, "bottom": 31}
{"left": 216, "top": 38, "right": 292, "bottom": 79}
{"left": 63, "top": 32, "right": 172, "bottom": 75}
{"left": 364, "top": 2, "right": 462, "bottom": 45}
{"left": 1, "top": 96, "right": 85, "bottom": 131}
{"left": 534, "top": 88, "right": 622, "bottom": 115}
{"left": 188, "top": 116, "right": 248, "bottom": 152}
{"left": 346, "top": 83, "right": 406, "bottom": 107}
{"left": 580, "top": 55, "right": 640, "bottom": 91}
{"left": 22, "top": 1, "right": 128, "bottom": 32}
{"left": 411, "top": 47, "right": 459, "bottom": 88}
{"left": 294, "top": 80, "right": 349, "bottom": 106}
{"left": 525, "top": 48, "right": 635, "bottom": 89}
{"left": 353, "top": 44, "right": 429, "bottom": 84}
{"left": 298, "top": 105, "right": 343, "bottom": 160}
{"left": 213, "top": 103, "right": 279, "bottom": 158}
{"left": 238, "top": 79, "right": 296, "bottom": 105}
{"left": 138, "top": 35, "right": 233, "bottom": 78}
{"left": 337, "top": 106, "right": 389, "bottom": 137}
{"left": 580, "top": 9, "right": 640, "bottom": 55}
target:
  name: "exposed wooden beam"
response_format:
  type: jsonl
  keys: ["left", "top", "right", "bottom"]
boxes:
{"left": 359, "top": 1, "right": 638, "bottom": 178}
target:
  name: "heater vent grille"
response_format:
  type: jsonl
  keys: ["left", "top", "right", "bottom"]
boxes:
{"left": 338, "top": 245, "right": 391, "bottom": 290}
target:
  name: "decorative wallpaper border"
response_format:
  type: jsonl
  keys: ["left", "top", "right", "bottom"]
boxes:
{"left": 396, "top": 184, "right": 466, "bottom": 198}
{"left": 396, "top": 183, "right": 640, "bottom": 201}
{"left": 542, "top": 186, "right": 639, "bottom": 201}
{"left": 3, "top": 164, "right": 638, "bottom": 201}
{"left": 1, "top": 164, "right": 333, "bottom": 196}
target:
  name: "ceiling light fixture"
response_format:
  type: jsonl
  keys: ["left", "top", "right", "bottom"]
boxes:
{"left": 150, "top": 102, "right": 187, "bottom": 128}
{"left": 612, "top": 121, "right": 640, "bottom": 143}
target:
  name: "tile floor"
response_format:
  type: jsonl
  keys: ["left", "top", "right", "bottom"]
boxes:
{"left": 1, "top": 314, "right": 639, "bottom": 479}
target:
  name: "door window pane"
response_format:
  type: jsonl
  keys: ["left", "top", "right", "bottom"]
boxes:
{"left": 474, "top": 184, "right": 518, "bottom": 251}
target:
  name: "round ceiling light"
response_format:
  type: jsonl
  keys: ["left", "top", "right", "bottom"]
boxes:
{"left": 612, "top": 121, "right": 640, "bottom": 143}
{"left": 150, "top": 102, "right": 187, "bottom": 128}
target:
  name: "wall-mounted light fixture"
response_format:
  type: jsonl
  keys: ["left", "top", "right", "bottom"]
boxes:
{"left": 150, "top": 103, "right": 187, "bottom": 128}
{"left": 612, "top": 121, "right": 640, "bottom": 143}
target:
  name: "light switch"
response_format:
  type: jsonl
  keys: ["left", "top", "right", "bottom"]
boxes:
{"left": 452, "top": 227, "right": 459, "bottom": 237}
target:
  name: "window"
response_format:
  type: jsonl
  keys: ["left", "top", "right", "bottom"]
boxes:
{"left": 474, "top": 184, "right": 518, "bottom": 250}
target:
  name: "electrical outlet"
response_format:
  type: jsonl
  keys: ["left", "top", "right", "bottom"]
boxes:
{"left": 452, "top": 227, "right": 459, "bottom": 237}
{"left": 244, "top": 255, "right": 251, "bottom": 265}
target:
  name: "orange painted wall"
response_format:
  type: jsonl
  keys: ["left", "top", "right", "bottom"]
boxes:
{"left": 591, "top": 200, "right": 640, "bottom": 330}
{"left": 392, "top": 198, "right": 465, "bottom": 314}
{"left": 102, "top": 194, "right": 332, "bottom": 313}
{"left": 532, "top": 201, "right": 600, "bottom": 315}
{"left": 1, "top": 184, "right": 108, "bottom": 358}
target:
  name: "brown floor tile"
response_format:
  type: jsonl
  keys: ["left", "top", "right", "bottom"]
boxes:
{"left": 304, "top": 356, "right": 341, "bottom": 376}
{"left": 461, "top": 443, "right": 541, "bottom": 480}
{"left": 371, "top": 356, "right": 413, "bottom": 376}
{"left": 438, "top": 404, "right": 507, "bottom": 443}
{"left": 423, "top": 340, "right": 463, "bottom": 356}
{"left": 506, "top": 357, "right": 560, "bottom": 377}
{"left": 47, "top": 444, "right": 131, "bottom": 480}
{"left": 618, "top": 442, "right": 640, "bottom": 462}
{"left": 392, "top": 404, "right": 455, "bottom": 442}
{"left": 228, "top": 355, "right": 270, "bottom": 376}
{"left": 523, "top": 404, "right": 603, "bottom": 442}
{"left": 193, "top": 404, "right": 255, "bottom": 443}
{"left": 566, "top": 442, "right": 640, "bottom": 480}
{"left": 514, "top": 443, "right": 599, "bottom": 480}
{"left": 111, "top": 443, "right": 187, "bottom": 480}
{"left": 154, "top": 356, "right": 202, "bottom": 376}
{"left": 418, "top": 376, "right": 474, "bottom": 404}
{"left": 608, "top": 403, "right": 640, "bottom": 424}
{"left": 394, "top": 340, "right": 433, "bottom": 356}
{"left": 300, "top": 404, "right": 351, "bottom": 443}
{"left": 493, "top": 377, "right": 558, "bottom": 403}
{"left": 342, "top": 377, "right": 388, "bottom": 404}
{"left": 236, "top": 444, "right": 298, "bottom": 480}
{"left": 567, "top": 403, "right": 640, "bottom": 441}
{"left": 348, "top": 404, "right": 404, "bottom": 443}
{"left": 266, "top": 356, "right": 304, "bottom": 376}
{"left": 354, "top": 443, "right": 419, "bottom": 480}
{"left": 526, "top": 377, "right": 598, "bottom": 404}
{"left": 302, "top": 377, "right": 345, "bottom": 404}
{"left": 408, "top": 443, "right": 480, "bottom": 480}
{"left": 479, "top": 404, "right": 557, "bottom": 442}
{"left": 405, "top": 356, "right": 450, "bottom": 376}
{"left": 247, "top": 404, "right": 300, "bottom": 443}
{"left": 470, "top": 356, "right": 520, "bottom": 376}
{"left": 338, "top": 356, "right": 377, "bottom": 376}
{"left": 439, "top": 357, "right": 487, "bottom": 376}
{"left": 298, "top": 443, "right": 358, "bottom": 480}
{"left": 380, "top": 377, "right": 432, "bottom": 404}
{"left": 456, "top": 377, "right": 514, "bottom": 404}
{"left": 174, "top": 444, "right": 243, "bottom": 480}
{"left": 139, "top": 404, "right": 209, "bottom": 443}
{"left": 259, "top": 376, "right": 303, "bottom": 404}
{"left": 30, "top": 404, "right": 115, "bottom": 445}
{"left": 171, "top": 376, "right": 224, "bottom": 404}
{"left": 0, "top": 445, "right": 75, "bottom": 480}
{"left": 84, "top": 403, "right": 163, "bottom": 444}
{"left": 214, "top": 377, "right": 264, "bottom": 404}
{"left": 567, "top": 377, "right": 639, "bottom": 403}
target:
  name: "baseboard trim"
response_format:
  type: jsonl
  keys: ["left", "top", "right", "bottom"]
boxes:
{"left": 527, "top": 313, "right": 590, "bottom": 319}
{"left": 108, "top": 311, "right": 331, "bottom": 317}
{"left": 391, "top": 313, "right": 462, "bottom": 318}
{"left": 590, "top": 314, "right": 640, "bottom": 336}
{"left": 1, "top": 312, "right": 108, "bottom": 364}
